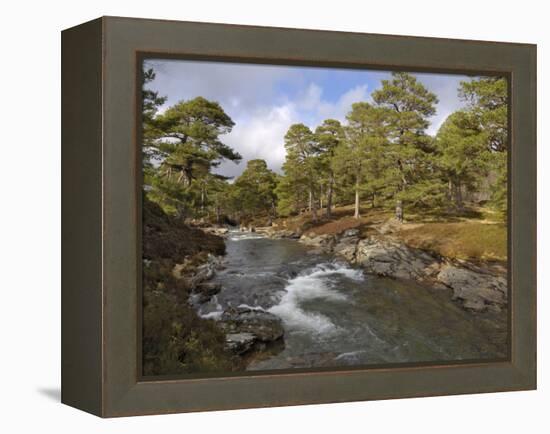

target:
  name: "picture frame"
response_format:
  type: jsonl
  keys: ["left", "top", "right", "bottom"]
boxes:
{"left": 61, "top": 16, "right": 536, "bottom": 417}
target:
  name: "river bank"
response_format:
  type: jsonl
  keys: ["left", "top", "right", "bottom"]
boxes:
{"left": 194, "top": 229, "right": 508, "bottom": 370}
{"left": 142, "top": 197, "right": 290, "bottom": 375}
{"left": 255, "top": 214, "right": 507, "bottom": 314}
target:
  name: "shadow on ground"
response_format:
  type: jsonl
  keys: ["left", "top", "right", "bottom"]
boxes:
{"left": 37, "top": 387, "right": 60, "bottom": 402}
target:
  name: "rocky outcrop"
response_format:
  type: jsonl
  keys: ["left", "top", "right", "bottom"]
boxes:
{"left": 300, "top": 232, "right": 337, "bottom": 248}
{"left": 260, "top": 227, "right": 301, "bottom": 239}
{"left": 333, "top": 229, "right": 361, "bottom": 261}
{"left": 355, "top": 237, "right": 437, "bottom": 281}
{"left": 354, "top": 239, "right": 507, "bottom": 312}
{"left": 218, "top": 307, "right": 285, "bottom": 354}
{"left": 294, "top": 226, "right": 507, "bottom": 313}
{"left": 437, "top": 265, "right": 507, "bottom": 312}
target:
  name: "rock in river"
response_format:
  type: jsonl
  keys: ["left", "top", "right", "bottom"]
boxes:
{"left": 219, "top": 306, "right": 285, "bottom": 355}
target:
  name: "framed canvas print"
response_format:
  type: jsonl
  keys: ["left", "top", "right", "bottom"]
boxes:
{"left": 61, "top": 16, "right": 536, "bottom": 417}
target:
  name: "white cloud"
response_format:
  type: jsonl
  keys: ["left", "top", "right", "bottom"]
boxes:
{"left": 415, "top": 72, "right": 470, "bottom": 135}
{"left": 218, "top": 104, "right": 295, "bottom": 178}
{"left": 145, "top": 59, "right": 300, "bottom": 114}
{"left": 216, "top": 82, "right": 372, "bottom": 177}
{"left": 317, "top": 84, "right": 370, "bottom": 122}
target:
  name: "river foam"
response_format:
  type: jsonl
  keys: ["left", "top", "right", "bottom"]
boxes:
{"left": 268, "top": 262, "right": 364, "bottom": 335}
{"left": 228, "top": 231, "right": 266, "bottom": 241}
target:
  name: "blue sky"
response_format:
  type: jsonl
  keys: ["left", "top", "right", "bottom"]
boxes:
{"left": 144, "top": 59, "right": 474, "bottom": 178}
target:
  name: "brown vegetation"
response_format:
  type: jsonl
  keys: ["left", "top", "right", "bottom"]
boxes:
{"left": 142, "top": 196, "right": 237, "bottom": 376}
{"left": 397, "top": 221, "right": 506, "bottom": 263}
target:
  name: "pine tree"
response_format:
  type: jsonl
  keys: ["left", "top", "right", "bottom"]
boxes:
{"left": 332, "top": 103, "right": 390, "bottom": 219}
{"left": 147, "top": 97, "right": 242, "bottom": 216}
{"left": 232, "top": 159, "right": 278, "bottom": 224}
{"left": 315, "top": 119, "right": 344, "bottom": 217}
{"left": 278, "top": 124, "right": 320, "bottom": 220}
{"left": 435, "top": 111, "right": 490, "bottom": 212}
{"left": 141, "top": 67, "right": 167, "bottom": 173}
{"left": 372, "top": 72, "right": 440, "bottom": 216}
{"left": 459, "top": 77, "right": 508, "bottom": 215}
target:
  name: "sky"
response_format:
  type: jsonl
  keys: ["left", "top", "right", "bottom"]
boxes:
{"left": 144, "top": 59, "right": 475, "bottom": 179}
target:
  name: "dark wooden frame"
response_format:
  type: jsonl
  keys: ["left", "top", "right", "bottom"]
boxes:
{"left": 62, "top": 16, "right": 537, "bottom": 417}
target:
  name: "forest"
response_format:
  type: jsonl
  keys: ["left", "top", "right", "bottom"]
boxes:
{"left": 142, "top": 70, "right": 507, "bottom": 226}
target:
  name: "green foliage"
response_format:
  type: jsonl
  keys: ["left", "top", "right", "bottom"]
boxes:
{"left": 372, "top": 71, "right": 438, "bottom": 137}
{"left": 331, "top": 103, "right": 390, "bottom": 216}
{"left": 143, "top": 87, "right": 242, "bottom": 217}
{"left": 315, "top": 119, "right": 344, "bottom": 215}
{"left": 434, "top": 111, "right": 490, "bottom": 211}
{"left": 142, "top": 67, "right": 168, "bottom": 171}
{"left": 231, "top": 159, "right": 278, "bottom": 222}
{"left": 143, "top": 288, "right": 234, "bottom": 376}
{"left": 277, "top": 124, "right": 321, "bottom": 219}
{"left": 370, "top": 72, "right": 442, "bottom": 211}
{"left": 142, "top": 66, "right": 508, "bottom": 225}
{"left": 459, "top": 77, "right": 508, "bottom": 215}
{"left": 459, "top": 77, "right": 507, "bottom": 152}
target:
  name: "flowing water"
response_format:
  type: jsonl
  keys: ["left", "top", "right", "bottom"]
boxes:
{"left": 198, "top": 231, "right": 508, "bottom": 370}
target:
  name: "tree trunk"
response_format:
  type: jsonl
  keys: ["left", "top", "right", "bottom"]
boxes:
{"left": 395, "top": 200, "right": 403, "bottom": 222}
{"left": 455, "top": 180, "right": 464, "bottom": 212}
{"left": 326, "top": 175, "right": 334, "bottom": 218}
{"left": 310, "top": 187, "right": 318, "bottom": 221}
{"left": 354, "top": 178, "right": 360, "bottom": 219}
{"left": 269, "top": 200, "right": 276, "bottom": 226}
{"left": 200, "top": 185, "right": 205, "bottom": 214}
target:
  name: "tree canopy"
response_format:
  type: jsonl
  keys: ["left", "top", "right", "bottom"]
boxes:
{"left": 142, "top": 68, "right": 508, "bottom": 225}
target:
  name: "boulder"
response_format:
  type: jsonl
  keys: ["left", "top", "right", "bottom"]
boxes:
{"left": 355, "top": 237, "right": 435, "bottom": 280}
{"left": 333, "top": 229, "right": 361, "bottom": 261}
{"left": 219, "top": 306, "right": 285, "bottom": 354}
{"left": 350, "top": 235, "right": 507, "bottom": 312}
{"left": 225, "top": 332, "right": 257, "bottom": 354}
{"left": 193, "top": 281, "right": 222, "bottom": 303}
{"left": 299, "top": 233, "right": 336, "bottom": 250}
{"left": 436, "top": 265, "right": 507, "bottom": 312}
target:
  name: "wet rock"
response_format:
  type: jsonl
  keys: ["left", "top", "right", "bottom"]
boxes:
{"left": 437, "top": 265, "right": 507, "bottom": 312}
{"left": 355, "top": 237, "right": 435, "bottom": 280}
{"left": 266, "top": 228, "right": 301, "bottom": 239}
{"left": 333, "top": 229, "right": 361, "bottom": 261}
{"left": 299, "top": 233, "right": 336, "bottom": 250}
{"left": 219, "top": 306, "right": 285, "bottom": 355}
{"left": 225, "top": 332, "right": 256, "bottom": 354}
{"left": 193, "top": 281, "right": 222, "bottom": 303}
{"left": 348, "top": 235, "right": 507, "bottom": 312}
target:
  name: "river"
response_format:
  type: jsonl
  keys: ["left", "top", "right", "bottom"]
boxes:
{"left": 197, "top": 230, "right": 508, "bottom": 370}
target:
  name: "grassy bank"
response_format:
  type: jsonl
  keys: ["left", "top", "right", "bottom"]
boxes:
{"left": 272, "top": 204, "right": 506, "bottom": 264}
{"left": 142, "top": 197, "right": 238, "bottom": 376}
